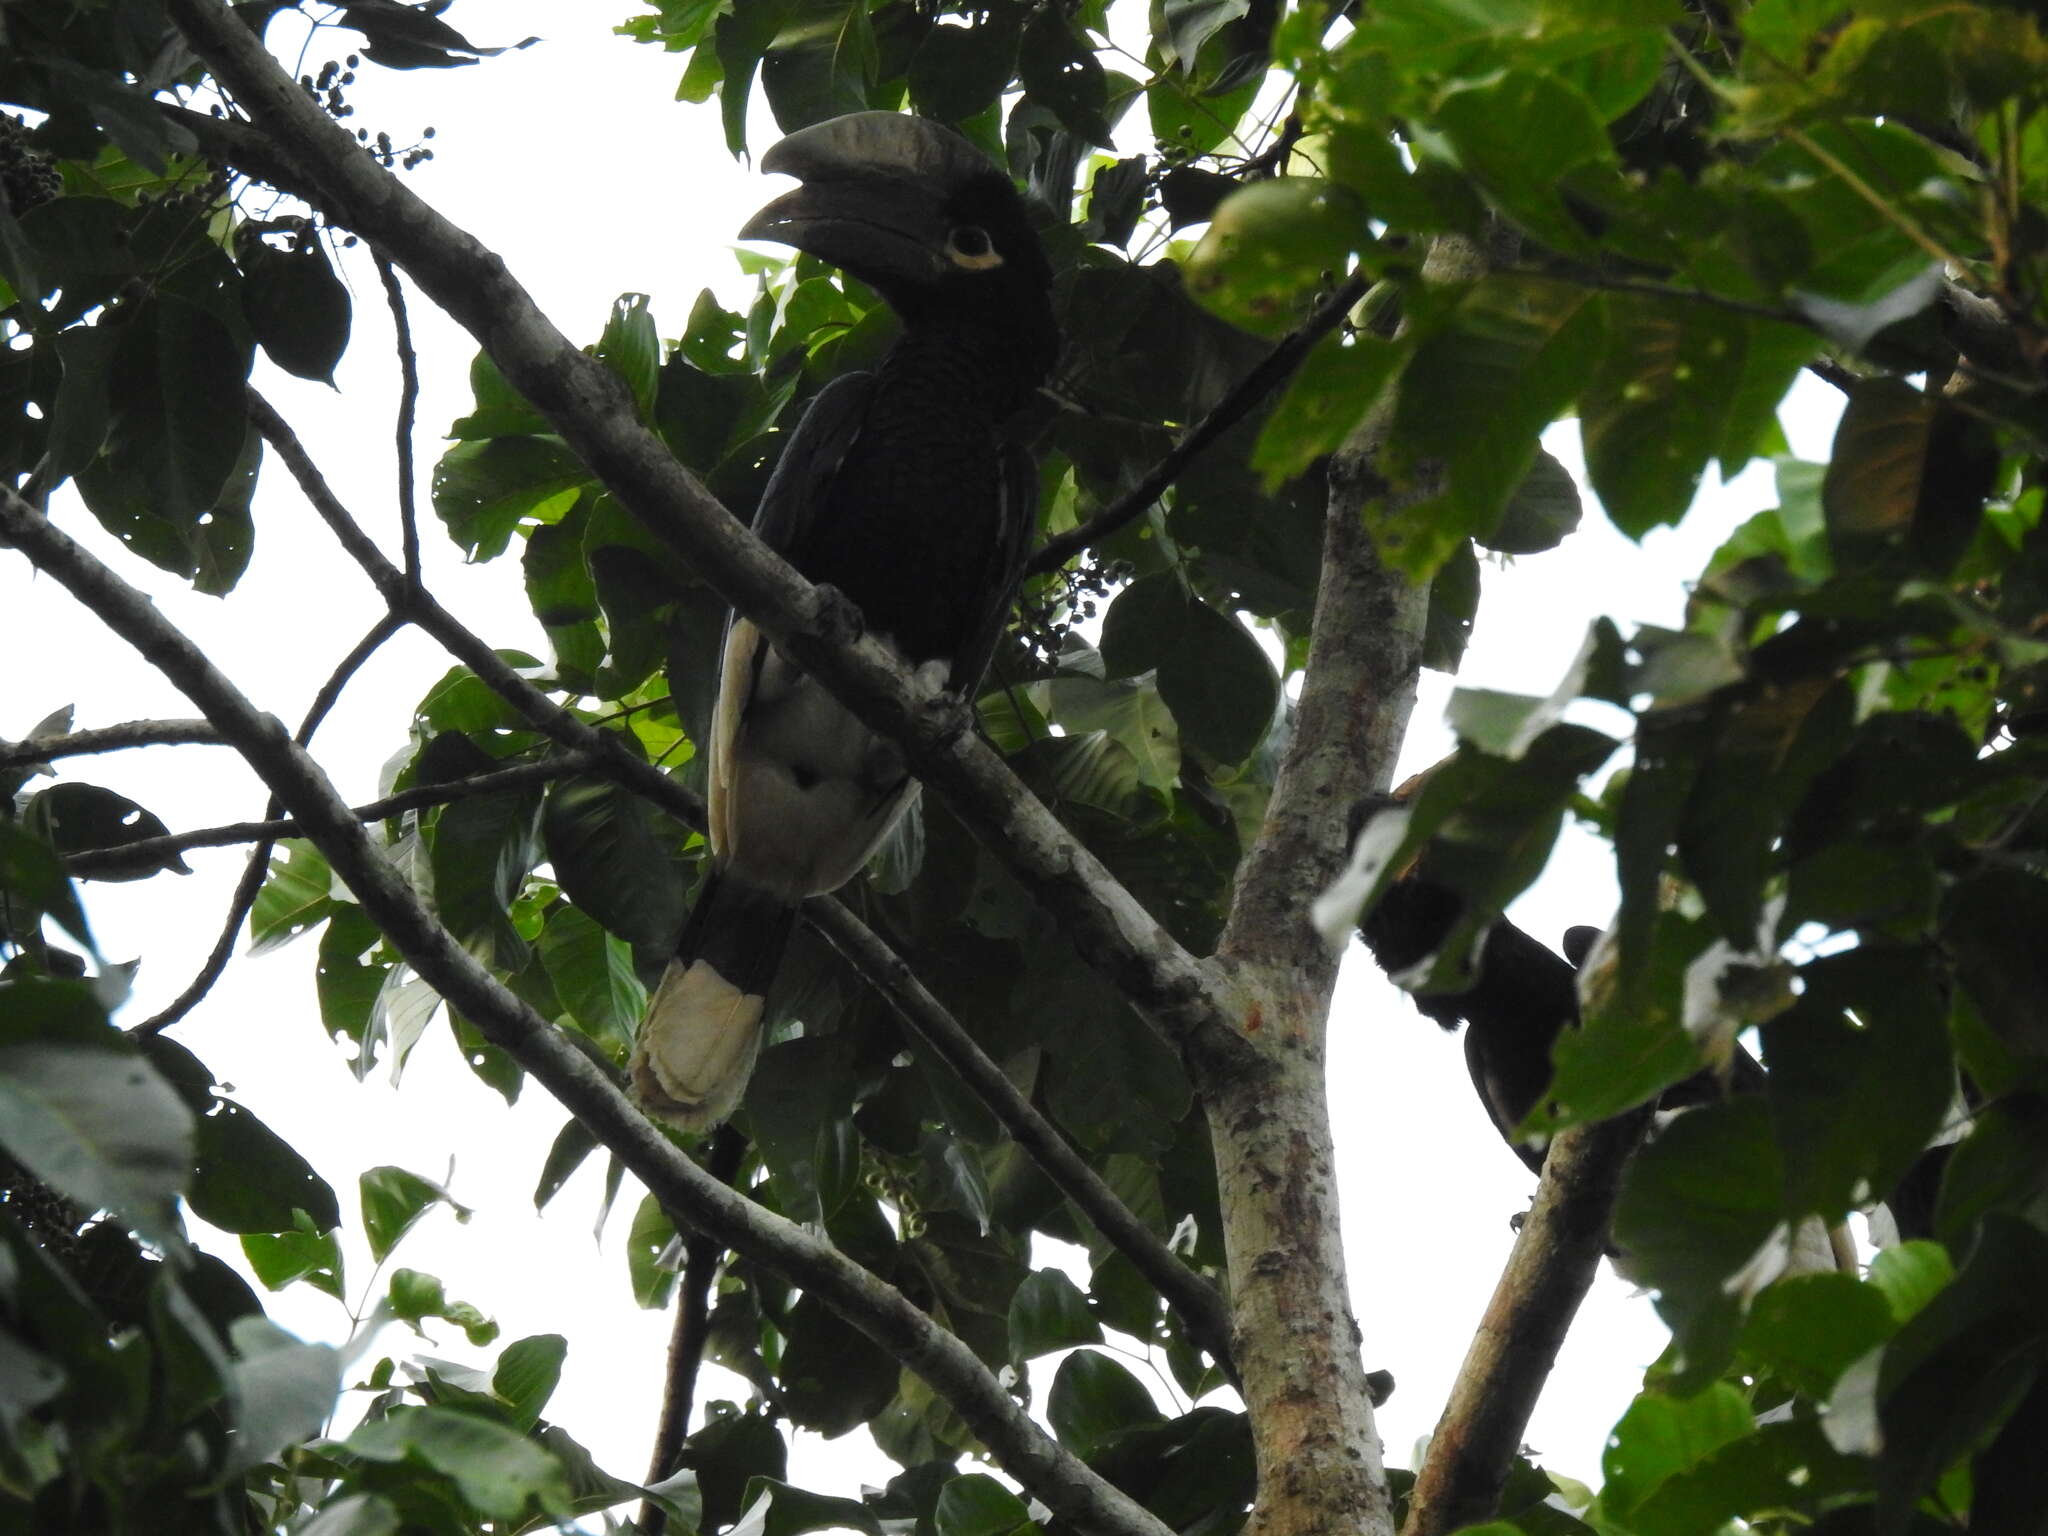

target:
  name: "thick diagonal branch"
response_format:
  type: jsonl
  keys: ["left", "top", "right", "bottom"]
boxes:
{"left": 0, "top": 483, "right": 1174, "bottom": 1536}
{"left": 168, "top": 0, "right": 1244, "bottom": 1078}
{"left": 1400, "top": 1108, "right": 1653, "bottom": 1536}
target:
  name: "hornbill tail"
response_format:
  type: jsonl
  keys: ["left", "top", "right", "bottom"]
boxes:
{"left": 630, "top": 872, "right": 798, "bottom": 1131}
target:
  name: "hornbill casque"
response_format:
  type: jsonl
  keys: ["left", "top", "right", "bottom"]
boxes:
{"left": 629, "top": 113, "right": 1058, "bottom": 1130}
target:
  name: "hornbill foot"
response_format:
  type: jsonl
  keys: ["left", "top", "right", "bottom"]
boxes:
{"left": 808, "top": 581, "right": 866, "bottom": 646}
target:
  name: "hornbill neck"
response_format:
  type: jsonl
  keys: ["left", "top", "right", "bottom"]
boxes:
{"left": 881, "top": 296, "right": 1057, "bottom": 422}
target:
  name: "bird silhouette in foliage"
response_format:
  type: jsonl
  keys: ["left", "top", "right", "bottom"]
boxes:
{"left": 631, "top": 113, "right": 1057, "bottom": 1130}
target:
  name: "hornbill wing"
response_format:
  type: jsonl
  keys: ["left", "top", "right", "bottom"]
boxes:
{"left": 708, "top": 372, "right": 880, "bottom": 860}
{"left": 944, "top": 440, "right": 1038, "bottom": 695}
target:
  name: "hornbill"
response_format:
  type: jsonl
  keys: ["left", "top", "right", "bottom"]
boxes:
{"left": 1348, "top": 790, "right": 1766, "bottom": 1176}
{"left": 629, "top": 113, "right": 1057, "bottom": 1130}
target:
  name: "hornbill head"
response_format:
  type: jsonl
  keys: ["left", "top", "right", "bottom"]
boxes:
{"left": 739, "top": 112, "right": 1056, "bottom": 377}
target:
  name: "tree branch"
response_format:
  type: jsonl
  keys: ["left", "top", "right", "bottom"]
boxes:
{"left": 136, "top": 611, "right": 406, "bottom": 1036}
{"left": 803, "top": 897, "right": 1239, "bottom": 1381}
{"left": 642, "top": 1125, "right": 749, "bottom": 1536}
{"left": 0, "top": 719, "right": 225, "bottom": 770}
{"left": 1026, "top": 272, "right": 1371, "bottom": 578}
{"left": 0, "top": 482, "right": 1177, "bottom": 1536}
{"left": 242, "top": 388, "right": 1239, "bottom": 1383}
{"left": 66, "top": 752, "right": 602, "bottom": 879}
{"left": 373, "top": 252, "right": 424, "bottom": 588}
{"left": 1399, "top": 1107, "right": 1655, "bottom": 1536}
{"left": 171, "top": 0, "right": 1246, "bottom": 1080}
{"left": 1197, "top": 235, "right": 1492, "bottom": 1536}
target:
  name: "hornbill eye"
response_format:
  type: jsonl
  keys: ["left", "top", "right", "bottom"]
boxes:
{"left": 947, "top": 224, "right": 996, "bottom": 263}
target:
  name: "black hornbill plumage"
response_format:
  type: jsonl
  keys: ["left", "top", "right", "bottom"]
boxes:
{"left": 630, "top": 113, "right": 1057, "bottom": 1130}
{"left": 1348, "top": 791, "right": 1767, "bottom": 1176}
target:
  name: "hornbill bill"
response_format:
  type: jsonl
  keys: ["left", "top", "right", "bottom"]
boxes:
{"left": 629, "top": 113, "right": 1057, "bottom": 1130}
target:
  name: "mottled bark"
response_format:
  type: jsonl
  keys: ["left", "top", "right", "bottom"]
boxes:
{"left": 1402, "top": 1108, "right": 1653, "bottom": 1536}
{"left": 1201, "top": 235, "right": 1490, "bottom": 1536}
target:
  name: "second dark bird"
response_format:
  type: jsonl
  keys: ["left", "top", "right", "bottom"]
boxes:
{"left": 630, "top": 113, "right": 1058, "bottom": 1130}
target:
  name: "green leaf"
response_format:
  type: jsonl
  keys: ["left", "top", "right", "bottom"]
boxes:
{"left": 1486, "top": 447, "right": 1583, "bottom": 555}
{"left": 1763, "top": 947, "right": 1952, "bottom": 1222}
{"left": 251, "top": 840, "right": 335, "bottom": 955}
{"left": 597, "top": 292, "right": 662, "bottom": 420}
{"left": 1874, "top": 1218, "right": 2048, "bottom": 1527}
{"left": 1580, "top": 295, "right": 1747, "bottom": 537}
{"left": 345, "top": 1404, "right": 571, "bottom": 1523}
{"left": 1611, "top": 1100, "right": 1780, "bottom": 1386}
{"left": 627, "top": 1191, "right": 681, "bottom": 1309}
{"left": 493, "top": 1333, "right": 567, "bottom": 1430}
{"left": 431, "top": 436, "right": 591, "bottom": 562}
{"left": 360, "top": 1165, "right": 468, "bottom": 1264}
{"left": 909, "top": 15, "right": 1019, "bottom": 123}
{"left": 1009, "top": 1268, "right": 1103, "bottom": 1361}
{"left": 1252, "top": 331, "right": 1400, "bottom": 489}
{"left": 1625, "top": 1418, "right": 1868, "bottom": 1536}
{"left": 534, "top": 1115, "right": 601, "bottom": 1210}
{"left": 540, "top": 774, "right": 690, "bottom": 951}
{"left": 1048, "top": 1350, "right": 1163, "bottom": 1456}
{"left": 1019, "top": 12, "right": 1114, "bottom": 146}
{"left": 237, "top": 233, "right": 351, "bottom": 383}
{"left": 1100, "top": 574, "right": 1277, "bottom": 765}
{"left": 135, "top": 293, "right": 254, "bottom": 516}
{"left": 21, "top": 780, "right": 187, "bottom": 882}
{"left": 1868, "top": 1241, "right": 1953, "bottom": 1324}
{"left": 1384, "top": 276, "right": 1603, "bottom": 577}
{"left": 1597, "top": 1381, "right": 1753, "bottom": 1518}
{"left": 539, "top": 904, "right": 647, "bottom": 1053}
{"left": 1185, "top": 179, "right": 1370, "bottom": 338}
{"left": 0, "top": 999, "right": 194, "bottom": 1245}
{"left": 222, "top": 1316, "right": 342, "bottom": 1476}
{"left": 1823, "top": 381, "right": 1998, "bottom": 576}
{"left": 388, "top": 1266, "right": 498, "bottom": 1346}
{"left": 189, "top": 1097, "right": 342, "bottom": 1234}
{"left": 429, "top": 772, "right": 542, "bottom": 969}
{"left": 0, "top": 819, "right": 95, "bottom": 953}
{"left": 778, "top": 1295, "right": 900, "bottom": 1437}
{"left": 1739, "top": 1273, "right": 1897, "bottom": 1399}
{"left": 241, "top": 1211, "right": 345, "bottom": 1301}
{"left": 1433, "top": 69, "right": 1615, "bottom": 252}
{"left": 934, "top": 1474, "right": 1031, "bottom": 1536}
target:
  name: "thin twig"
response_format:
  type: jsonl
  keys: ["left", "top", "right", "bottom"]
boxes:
{"left": 0, "top": 477, "right": 1176, "bottom": 1536}
{"left": 134, "top": 611, "right": 404, "bottom": 1036}
{"left": 0, "top": 719, "right": 224, "bottom": 770}
{"left": 374, "top": 252, "right": 424, "bottom": 588}
{"left": 1399, "top": 1106, "right": 1655, "bottom": 1536}
{"left": 1027, "top": 270, "right": 1371, "bottom": 577}
{"left": 70, "top": 751, "right": 601, "bottom": 879}
{"left": 641, "top": 1125, "right": 749, "bottom": 1536}
{"left": 804, "top": 898, "right": 1240, "bottom": 1383}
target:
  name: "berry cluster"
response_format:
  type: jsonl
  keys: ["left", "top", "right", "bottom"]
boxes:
{"left": 0, "top": 113, "right": 61, "bottom": 214}
{"left": 303, "top": 55, "right": 438, "bottom": 171}
{"left": 1017, "top": 553, "right": 1134, "bottom": 665}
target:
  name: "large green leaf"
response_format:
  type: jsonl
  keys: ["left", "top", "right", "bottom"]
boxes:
{"left": 344, "top": 1404, "right": 571, "bottom": 1523}
{"left": 237, "top": 231, "right": 351, "bottom": 384}
{"left": 540, "top": 774, "right": 690, "bottom": 952}
{"left": 0, "top": 983, "right": 193, "bottom": 1245}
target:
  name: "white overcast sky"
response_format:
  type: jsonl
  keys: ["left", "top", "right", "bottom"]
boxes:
{"left": 2, "top": 0, "right": 1844, "bottom": 1510}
